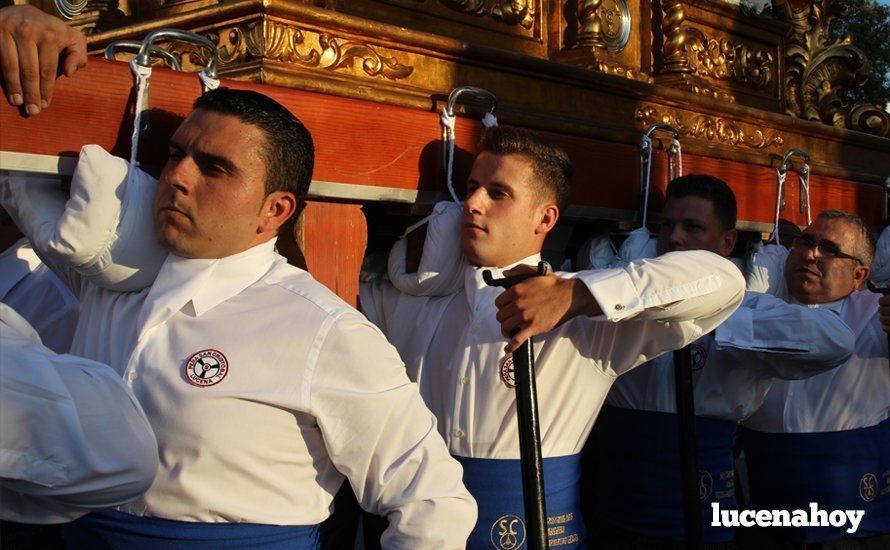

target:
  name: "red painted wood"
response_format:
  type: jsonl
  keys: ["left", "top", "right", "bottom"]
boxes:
{"left": 295, "top": 201, "right": 367, "bottom": 308}
{"left": 1, "top": 58, "right": 884, "bottom": 232}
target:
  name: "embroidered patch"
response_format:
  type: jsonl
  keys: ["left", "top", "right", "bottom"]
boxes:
{"left": 699, "top": 470, "right": 714, "bottom": 502}
{"left": 859, "top": 473, "right": 877, "bottom": 502}
{"left": 690, "top": 343, "right": 708, "bottom": 371}
{"left": 500, "top": 356, "right": 516, "bottom": 388}
{"left": 490, "top": 514, "right": 525, "bottom": 550}
{"left": 184, "top": 349, "right": 228, "bottom": 387}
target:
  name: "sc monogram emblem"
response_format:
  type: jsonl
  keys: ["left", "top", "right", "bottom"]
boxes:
{"left": 490, "top": 514, "right": 526, "bottom": 549}
{"left": 859, "top": 473, "right": 877, "bottom": 502}
{"left": 699, "top": 470, "right": 713, "bottom": 502}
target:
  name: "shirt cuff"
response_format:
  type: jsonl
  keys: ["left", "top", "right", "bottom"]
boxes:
{"left": 715, "top": 305, "right": 754, "bottom": 349}
{"left": 571, "top": 268, "right": 644, "bottom": 322}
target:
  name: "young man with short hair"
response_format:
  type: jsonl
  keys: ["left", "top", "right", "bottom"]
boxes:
{"left": 362, "top": 130, "right": 747, "bottom": 548}
{"left": 1, "top": 7, "right": 477, "bottom": 545}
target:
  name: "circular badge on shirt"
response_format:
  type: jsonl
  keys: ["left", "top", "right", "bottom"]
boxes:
{"left": 500, "top": 356, "right": 516, "bottom": 388}
{"left": 184, "top": 349, "right": 228, "bottom": 387}
{"left": 859, "top": 473, "right": 877, "bottom": 502}
{"left": 490, "top": 514, "right": 525, "bottom": 550}
{"left": 690, "top": 343, "right": 708, "bottom": 371}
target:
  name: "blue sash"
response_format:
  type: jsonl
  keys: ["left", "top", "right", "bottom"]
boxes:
{"left": 740, "top": 419, "right": 889, "bottom": 543}
{"left": 62, "top": 509, "right": 321, "bottom": 549}
{"left": 592, "top": 405, "right": 738, "bottom": 542}
{"left": 454, "top": 454, "right": 584, "bottom": 549}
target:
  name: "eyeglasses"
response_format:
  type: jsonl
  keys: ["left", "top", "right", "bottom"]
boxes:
{"left": 789, "top": 235, "right": 864, "bottom": 265}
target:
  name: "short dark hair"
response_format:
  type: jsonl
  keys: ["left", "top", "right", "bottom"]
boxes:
{"left": 477, "top": 126, "right": 573, "bottom": 212}
{"left": 193, "top": 88, "right": 314, "bottom": 199}
{"left": 816, "top": 209, "right": 876, "bottom": 266}
{"left": 665, "top": 174, "right": 737, "bottom": 231}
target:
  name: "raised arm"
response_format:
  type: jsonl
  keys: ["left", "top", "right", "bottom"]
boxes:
{"left": 309, "top": 311, "right": 476, "bottom": 549}
{"left": 714, "top": 291, "right": 855, "bottom": 379}
{"left": 0, "top": 5, "right": 87, "bottom": 115}
{"left": 495, "top": 249, "right": 745, "bottom": 354}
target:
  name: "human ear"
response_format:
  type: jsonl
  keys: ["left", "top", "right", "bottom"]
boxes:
{"left": 259, "top": 191, "right": 298, "bottom": 234}
{"left": 535, "top": 203, "right": 560, "bottom": 235}
{"left": 852, "top": 264, "right": 870, "bottom": 290}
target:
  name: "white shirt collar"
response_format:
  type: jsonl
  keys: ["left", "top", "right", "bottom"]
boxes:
{"left": 136, "top": 240, "right": 279, "bottom": 340}
{"left": 464, "top": 253, "right": 543, "bottom": 311}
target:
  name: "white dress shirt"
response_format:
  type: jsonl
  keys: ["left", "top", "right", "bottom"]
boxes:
{"left": 606, "top": 291, "right": 856, "bottom": 421}
{"left": 35, "top": 240, "right": 475, "bottom": 547}
{"left": 0, "top": 304, "right": 157, "bottom": 524}
{"left": 743, "top": 290, "right": 890, "bottom": 433}
{"left": 0, "top": 239, "right": 78, "bottom": 353}
{"left": 362, "top": 246, "right": 746, "bottom": 459}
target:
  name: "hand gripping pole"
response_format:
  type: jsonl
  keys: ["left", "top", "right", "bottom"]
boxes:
{"left": 483, "top": 261, "right": 551, "bottom": 550}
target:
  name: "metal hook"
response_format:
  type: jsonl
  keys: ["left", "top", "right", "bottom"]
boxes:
{"left": 445, "top": 86, "right": 498, "bottom": 118}
{"left": 105, "top": 40, "right": 182, "bottom": 71}
{"left": 644, "top": 123, "right": 680, "bottom": 140}
{"left": 779, "top": 148, "right": 810, "bottom": 174}
{"left": 136, "top": 29, "right": 218, "bottom": 79}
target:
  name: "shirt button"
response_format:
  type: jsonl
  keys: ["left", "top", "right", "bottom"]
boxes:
{"left": 460, "top": 377, "right": 470, "bottom": 385}
{"left": 454, "top": 428, "right": 465, "bottom": 438}
{"left": 614, "top": 304, "right": 624, "bottom": 311}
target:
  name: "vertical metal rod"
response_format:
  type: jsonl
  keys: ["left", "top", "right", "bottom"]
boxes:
{"left": 674, "top": 346, "right": 704, "bottom": 549}
{"left": 483, "top": 264, "right": 549, "bottom": 550}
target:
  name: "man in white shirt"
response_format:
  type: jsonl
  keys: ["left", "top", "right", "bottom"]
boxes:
{"left": 1, "top": 207, "right": 78, "bottom": 353}
{"left": 361, "top": 127, "right": 746, "bottom": 548}
{"left": 0, "top": 303, "right": 157, "bottom": 544}
{"left": 563, "top": 176, "right": 854, "bottom": 547}
{"left": 1, "top": 11, "right": 477, "bottom": 544}
{"left": 741, "top": 210, "right": 888, "bottom": 548}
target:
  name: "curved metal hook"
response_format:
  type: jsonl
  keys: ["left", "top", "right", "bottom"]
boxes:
{"left": 136, "top": 29, "right": 218, "bottom": 79}
{"left": 445, "top": 86, "right": 498, "bottom": 118}
{"left": 779, "top": 148, "right": 810, "bottom": 174}
{"left": 105, "top": 40, "right": 182, "bottom": 71}
{"left": 644, "top": 123, "right": 680, "bottom": 140}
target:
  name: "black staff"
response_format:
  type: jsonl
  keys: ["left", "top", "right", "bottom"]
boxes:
{"left": 674, "top": 345, "right": 704, "bottom": 549}
{"left": 483, "top": 261, "right": 550, "bottom": 550}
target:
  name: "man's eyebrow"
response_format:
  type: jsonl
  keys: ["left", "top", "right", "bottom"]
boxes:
{"left": 168, "top": 139, "right": 238, "bottom": 174}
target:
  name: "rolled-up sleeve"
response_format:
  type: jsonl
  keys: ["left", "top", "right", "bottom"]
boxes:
{"left": 308, "top": 311, "right": 476, "bottom": 549}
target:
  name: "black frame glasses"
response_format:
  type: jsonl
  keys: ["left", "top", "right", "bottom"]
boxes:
{"left": 789, "top": 235, "right": 864, "bottom": 265}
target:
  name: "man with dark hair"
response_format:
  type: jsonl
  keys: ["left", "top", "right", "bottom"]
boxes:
{"left": 742, "top": 210, "right": 888, "bottom": 548}
{"left": 1, "top": 7, "right": 476, "bottom": 547}
{"left": 503, "top": 174, "right": 856, "bottom": 547}
{"left": 361, "top": 131, "right": 747, "bottom": 547}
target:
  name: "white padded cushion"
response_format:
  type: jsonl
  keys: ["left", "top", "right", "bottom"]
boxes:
{"left": 611, "top": 227, "right": 657, "bottom": 268}
{"left": 574, "top": 235, "right": 617, "bottom": 271}
{"left": 388, "top": 201, "right": 467, "bottom": 297}
{"left": 746, "top": 241, "right": 789, "bottom": 297}
{"left": 1, "top": 145, "right": 166, "bottom": 292}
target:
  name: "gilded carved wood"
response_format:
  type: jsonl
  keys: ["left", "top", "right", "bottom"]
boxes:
{"left": 635, "top": 106, "right": 785, "bottom": 150}
{"left": 166, "top": 19, "right": 414, "bottom": 82}
{"left": 779, "top": 0, "right": 889, "bottom": 137}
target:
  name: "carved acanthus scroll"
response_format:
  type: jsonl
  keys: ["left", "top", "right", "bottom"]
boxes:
{"left": 168, "top": 20, "right": 414, "bottom": 81}
{"left": 422, "top": 0, "right": 537, "bottom": 29}
{"left": 685, "top": 27, "right": 773, "bottom": 90}
{"left": 635, "top": 106, "right": 785, "bottom": 150}
{"left": 780, "top": 0, "right": 889, "bottom": 137}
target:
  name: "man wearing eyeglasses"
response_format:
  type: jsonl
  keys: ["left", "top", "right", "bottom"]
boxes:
{"left": 741, "top": 210, "right": 889, "bottom": 548}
